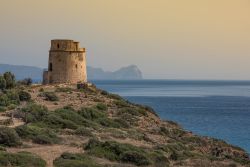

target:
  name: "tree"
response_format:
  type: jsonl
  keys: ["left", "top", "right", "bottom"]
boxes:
{"left": 24, "top": 78, "right": 33, "bottom": 86}
{"left": 3, "top": 72, "right": 15, "bottom": 89}
{"left": 0, "top": 76, "right": 6, "bottom": 90}
{"left": 18, "top": 78, "right": 33, "bottom": 86}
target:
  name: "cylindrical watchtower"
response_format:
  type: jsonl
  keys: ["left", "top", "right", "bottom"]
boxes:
{"left": 43, "top": 39, "right": 87, "bottom": 84}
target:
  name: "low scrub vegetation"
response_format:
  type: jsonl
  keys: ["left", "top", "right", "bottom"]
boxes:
{"left": 84, "top": 139, "right": 168, "bottom": 166}
{"left": 39, "top": 91, "right": 59, "bottom": 101}
{"left": 75, "top": 127, "right": 93, "bottom": 137}
{"left": 18, "top": 90, "right": 31, "bottom": 101}
{"left": 0, "top": 127, "right": 22, "bottom": 147}
{"left": 15, "top": 125, "right": 60, "bottom": 145}
{"left": 54, "top": 152, "right": 100, "bottom": 167}
{"left": 0, "top": 151, "right": 46, "bottom": 167}
{"left": 55, "top": 87, "right": 73, "bottom": 93}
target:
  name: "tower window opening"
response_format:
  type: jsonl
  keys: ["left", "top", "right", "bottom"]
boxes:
{"left": 57, "top": 44, "right": 60, "bottom": 49}
{"left": 75, "top": 64, "right": 78, "bottom": 69}
{"left": 49, "top": 63, "right": 53, "bottom": 71}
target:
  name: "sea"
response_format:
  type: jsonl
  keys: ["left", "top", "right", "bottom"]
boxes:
{"left": 92, "top": 80, "right": 250, "bottom": 154}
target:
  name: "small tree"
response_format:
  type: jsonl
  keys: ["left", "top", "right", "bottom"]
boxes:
{"left": 0, "top": 76, "right": 6, "bottom": 90}
{"left": 4, "top": 72, "right": 15, "bottom": 89}
{"left": 18, "top": 78, "right": 32, "bottom": 86}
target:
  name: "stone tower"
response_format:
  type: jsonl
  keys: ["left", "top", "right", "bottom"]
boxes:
{"left": 43, "top": 39, "right": 87, "bottom": 84}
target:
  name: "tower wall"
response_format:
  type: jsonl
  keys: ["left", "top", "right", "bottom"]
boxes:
{"left": 43, "top": 39, "right": 87, "bottom": 84}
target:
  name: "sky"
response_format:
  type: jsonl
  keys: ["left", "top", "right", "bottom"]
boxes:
{"left": 0, "top": 0, "right": 249, "bottom": 79}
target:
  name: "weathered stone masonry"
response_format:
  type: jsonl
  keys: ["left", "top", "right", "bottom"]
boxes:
{"left": 43, "top": 39, "right": 87, "bottom": 84}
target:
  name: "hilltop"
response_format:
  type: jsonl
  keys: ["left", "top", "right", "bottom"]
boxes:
{"left": 0, "top": 81, "right": 249, "bottom": 166}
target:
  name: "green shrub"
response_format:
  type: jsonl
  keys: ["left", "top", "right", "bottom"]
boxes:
{"left": 42, "top": 108, "right": 99, "bottom": 130}
{"left": 55, "top": 87, "right": 73, "bottom": 93}
{"left": 17, "top": 78, "right": 32, "bottom": 86}
{"left": 21, "top": 103, "right": 48, "bottom": 123}
{"left": 40, "top": 92, "right": 59, "bottom": 101}
{"left": 149, "top": 151, "right": 170, "bottom": 167}
{"left": 33, "top": 134, "right": 58, "bottom": 145}
{"left": 85, "top": 139, "right": 151, "bottom": 166}
{"left": 95, "top": 103, "right": 107, "bottom": 111}
{"left": 100, "top": 90, "right": 108, "bottom": 95}
{"left": 43, "top": 114, "right": 79, "bottom": 130}
{"left": 75, "top": 127, "right": 93, "bottom": 137}
{"left": 114, "top": 100, "right": 130, "bottom": 108}
{"left": 113, "top": 118, "right": 130, "bottom": 128}
{"left": 18, "top": 90, "right": 31, "bottom": 101}
{"left": 15, "top": 125, "right": 60, "bottom": 145}
{"left": 0, "top": 127, "right": 22, "bottom": 147}
{"left": 78, "top": 107, "right": 106, "bottom": 120}
{"left": 0, "top": 151, "right": 46, "bottom": 167}
{"left": 159, "top": 127, "right": 170, "bottom": 136}
{"left": 0, "top": 146, "right": 6, "bottom": 151}
{"left": 96, "top": 118, "right": 121, "bottom": 128}
{"left": 0, "top": 94, "right": 9, "bottom": 106}
{"left": 107, "top": 93, "right": 123, "bottom": 100}
{"left": 3, "top": 72, "right": 15, "bottom": 89}
{"left": 54, "top": 152, "right": 100, "bottom": 167}
{"left": 0, "top": 106, "right": 6, "bottom": 112}
{"left": 0, "top": 76, "right": 6, "bottom": 90}
{"left": 118, "top": 107, "right": 147, "bottom": 117}
{"left": 7, "top": 104, "right": 16, "bottom": 110}
{"left": 120, "top": 151, "right": 150, "bottom": 166}
{"left": 0, "top": 89, "right": 20, "bottom": 107}
{"left": 39, "top": 88, "right": 44, "bottom": 92}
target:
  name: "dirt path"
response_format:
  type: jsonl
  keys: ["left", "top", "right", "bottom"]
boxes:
{"left": 7, "top": 144, "right": 82, "bottom": 167}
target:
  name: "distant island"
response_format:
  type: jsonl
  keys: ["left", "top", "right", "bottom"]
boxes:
{"left": 0, "top": 64, "right": 143, "bottom": 81}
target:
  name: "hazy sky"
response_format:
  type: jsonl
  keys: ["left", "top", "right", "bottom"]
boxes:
{"left": 0, "top": 0, "right": 249, "bottom": 79}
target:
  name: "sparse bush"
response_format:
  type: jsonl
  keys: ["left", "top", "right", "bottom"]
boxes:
{"left": 169, "top": 151, "right": 178, "bottom": 161}
{"left": 39, "top": 88, "right": 44, "bottom": 92}
{"left": 118, "top": 107, "right": 147, "bottom": 117}
{"left": 7, "top": 104, "right": 17, "bottom": 110}
{"left": 21, "top": 103, "right": 48, "bottom": 123}
{"left": 75, "top": 127, "right": 93, "bottom": 137}
{"left": 33, "top": 134, "right": 57, "bottom": 145}
{"left": 18, "top": 78, "right": 32, "bottom": 86}
{"left": 0, "top": 127, "right": 22, "bottom": 147}
{"left": 0, "top": 94, "right": 8, "bottom": 107}
{"left": 121, "top": 151, "right": 151, "bottom": 166}
{"left": 95, "top": 103, "right": 107, "bottom": 111}
{"left": 0, "top": 151, "right": 46, "bottom": 167}
{"left": 0, "top": 106, "right": 6, "bottom": 112}
{"left": 3, "top": 72, "right": 15, "bottom": 89}
{"left": 7, "top": 89, "right": 20, "bottom": 104}
{"left": 97, "top": 117, "right": 121, "bottom": 128}
{"left": 40, "top": 92, "right": 59, "bottom": 101}
{"left": 78, "top": 107, "right": 106, "bottom": 120}
{"left": 54, "top": 152, "right": 100, "bottom": 167}
{"left": 159, "top": 127, "right": 170, "bottom": 136}
{"left": 113, "top": 118, "right": 130, "bottom": 128}
{"left": 15, "top": 125, "right": 60, "bottom": 145}
{"left": 18, "top": 90, "right": 31, "bottom": 101}
{"left": 108, "top": 93, "right": 123, "bottom": 100}
{"left": 0, "top": 76, "right": 6, "bottom": 90}
{"left": 43, "top": 113, "right": 79, "bottom": 130}
{"left": 85, "top": 139, "right": 151, "bottom": 166}
{"left": 114, "top": 100, "right": 130, "bottom": 108}
{"left": 100, "top": 90, "right": 108, "bottom": 95}
{"left": 0, "top": 146, "right": 6, "bottom": 151}
{"left": 55, "top": 87, "right": 73, "bottom": 93}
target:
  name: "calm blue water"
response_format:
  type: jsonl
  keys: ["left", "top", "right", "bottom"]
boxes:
{"left": 92, "top": 80, "right": 250, "bottom": 154}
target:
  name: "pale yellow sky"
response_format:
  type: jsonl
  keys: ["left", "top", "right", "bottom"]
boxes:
{"left": 0, "top": 0, "right": 249, "bottom": 79}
